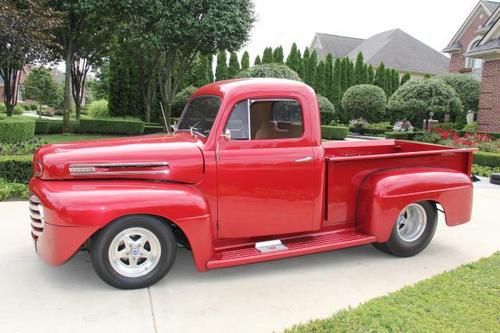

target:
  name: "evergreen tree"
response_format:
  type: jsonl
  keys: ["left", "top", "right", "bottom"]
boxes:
{"left": 215, "top": 50, "right": 228, "bottom": 81}
{"left": 273, "top": 46, "right": 284, "bottom": 64}
{"left": 298, "top": 58, "right": 306, "bottom": 80}
{"left": 400, "top": 72, "right": 411, "bottom": 85}
{"left": 228, "top": 52, "right": 240, "bottom": 78}
{"left": 286, "top": 43, "right": 300, "bottom": 72}
{"left": 307, "top": 50, "right": 318, "bottom": 87}
{"left": 374, "top": 62, "right": 386, "bottom": 92}
{"left": 325, "top": 54, "right": 334, "bottom": 101}
{"left": 346, "top": 59, "right": 355, "bottom": 88}
{"left": 361, "top": 63, "right": 368, "bottom": 84}
{"left": 392, "top": 70, "right": 400, "bottom": 95}
{"left": 385, "top": 69, "right": 393, "bottom": 96}
{"left": 262, "top": 47, "right": 274, "bottom": 64}
{"left": 241, "top": 51, "right": 250, "bottom": 71}
{"left": 254, "top": 55, "right": 261, "bottom": 65}
{"left": 367, "top": 64, "right": 375, "bottom": 84}
{"left": 354, "top": 52, "right": 365, "bottom": 84}
{"left": 424, "top": 73, "right": 432, "bottom": 79}
{"left": 302, "top": 47, "right": 310, "bottom": 83}
{"left": 316, "top": 60, "right": 326, "bottom": 95}
{"left": 108, "top": 51, "right": 121, "bottom": 117}
{"left": 332, "top": 57, "right": 342, "bottom": 107}
{"left": 195, "top": 54, "right": 211, "bottom": 86}
{"left": 340, "top": 57, "right": 348, "bottom": 95}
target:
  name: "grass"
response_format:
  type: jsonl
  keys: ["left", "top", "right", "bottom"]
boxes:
{"left": 285, "top": 252, "right": 500, "bottom": 333}
{"left": 37, "top": 133, "right": 121, "bottom": 144}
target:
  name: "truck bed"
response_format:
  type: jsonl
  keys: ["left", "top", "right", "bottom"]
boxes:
{"left": 322, "top": 139, "right": 474, "bottom": 228}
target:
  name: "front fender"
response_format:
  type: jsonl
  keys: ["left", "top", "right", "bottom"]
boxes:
{"left": 356, "top": 168, "right": 473, "bottom": 242}
{"left": 29, "top": 178, "right": 214, "bottom": 270}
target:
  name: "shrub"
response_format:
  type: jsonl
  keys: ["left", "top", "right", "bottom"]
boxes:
{"left": 144, "top": 124, "right": 164, "bottom": 134}
{"left": 0, "top": 155, "right": 32, "bottom": 183}
{"left": 385, "top": 132, "right": 411, "bottom": 140}
{"left": 0, "top": 103, "right": 6, "bottom": 113}
{"left": 13, "top": 105, "right": 24, "bottom": 115}
{"left": 30, "top": 104, "right": 38, "bottom": 111}
{"left": 341, "top": 84, "right": 386, "bottom": 122}
{"left": 238, "top": 64, "right": 301, "bottom": 81}
{"left": 172, "top": 86, "right": 197, "bottom": 117}
{"left": 473, "top": 151, "right": 500, "bottom": 167}
{"left": 317, "top": 94, "right": 335, "bottom": 125}
{"left": 436, "top": 74, "right": 480, "bottom": 112}
{"left": 35, "top": 120, "right": 50, "bottom": 135}
{"left": 87, "top": 99, "right": 110, "bottom": 118}
{"left": 0, "top": 138, "right": 44, "bottom": 156}
{"left": 321, "top": 126, "right": 348, "bottom": 140}
{"left": 79, "top": 118, "right": 144, "bottom": 135}
{"left": 388, "top": 79, "right": 463, "bottom": 127}
{"left": 0, "top": 117, "right": 35, "bottom": 143}
{"left": 413, "top": 132, "right": 442, "bottom": 143}
{"left": 472, "top": 164, "right": 500, "bottom": 177}
{"left": 0, "top": 179, "right": 29, "bottom": 201}
{"left": 462, "top": 122, "right": 478, "bottom": 133}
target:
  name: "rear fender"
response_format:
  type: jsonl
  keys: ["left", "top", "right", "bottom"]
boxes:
{"left": 29, "top": 178, "right": 214, "bottom": 270}
{"left": 356, "top": 168, "right": 473, "bottom": 242}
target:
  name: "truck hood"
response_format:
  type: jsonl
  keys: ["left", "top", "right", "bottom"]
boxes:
{"left": 34, "top": 133, "right": 204, "bottom": 183}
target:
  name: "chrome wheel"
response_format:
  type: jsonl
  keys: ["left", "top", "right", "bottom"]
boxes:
{"left": 396, "top": 203, "right": 427, "bottom": 242}
{"left": 108, "top": 227, "right": 161, "bottom": 278}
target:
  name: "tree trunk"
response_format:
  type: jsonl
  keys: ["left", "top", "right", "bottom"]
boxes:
{"left": 63, "top": 43, "right": 73, "bottom": 132}
{"left": 1, "top": 66, "right": 21, "bottom": 117}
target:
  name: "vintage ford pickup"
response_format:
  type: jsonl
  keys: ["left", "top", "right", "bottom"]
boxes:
{"left": 29, "top": 79, "right": 475, "bottom": 289}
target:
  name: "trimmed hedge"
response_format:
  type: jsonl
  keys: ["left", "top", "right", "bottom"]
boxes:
{"left": 34, "top": 120, "right": 50, "bottom": 134}
{"left": 322, "top": 126, "right": 349, "bottom": 140}
{"left": 144, "top": 124, "right": 164, "bottom": 134}
{"left": 79, "top": 118, "right": 144, "bottom": 135}
{"left": 0, "top": 117, "right": 35, "bottom": 143}
{"left": 385, "top": 131, "right": 411, "bottom": 140}
{"left": 0, "top": 155, "right": 32, "bottom": 183}
{"left": 473, "top": 151, "right": 500, "bottom": 168}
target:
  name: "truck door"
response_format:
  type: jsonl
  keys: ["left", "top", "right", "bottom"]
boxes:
{"left": 216, "top": 98, "right": 318, "bottom": 238}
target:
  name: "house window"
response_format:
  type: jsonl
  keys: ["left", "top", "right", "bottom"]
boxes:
{"left": 465, "top": 39, "right": 483, "bottom": 69}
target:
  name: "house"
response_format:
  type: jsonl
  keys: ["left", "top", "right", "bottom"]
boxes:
{"left": 310, "top": 29, "right": 450, "bottom": 78}
{"left": 443, "top": 0, "right": 500, "bottom": 133}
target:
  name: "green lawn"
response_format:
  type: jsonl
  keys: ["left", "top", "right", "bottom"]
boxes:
{"left": 285, "top": 252, "right": 500, "bottom": 333}
{"left": 38, "top": 133, "right": 121, "bottom": 144}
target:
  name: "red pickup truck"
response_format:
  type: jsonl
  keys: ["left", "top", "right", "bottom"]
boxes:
{"left": 29, "top": 79, "right": 474, "bottom": 289}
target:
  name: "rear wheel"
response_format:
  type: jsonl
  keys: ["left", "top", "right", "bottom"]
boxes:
{"left": 91, "top": 215, "right": 177, "bottom": 289}
{"left": 373, "top": 201, "right": 437, "bottom": 257}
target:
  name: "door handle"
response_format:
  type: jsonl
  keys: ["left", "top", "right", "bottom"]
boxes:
{"left": 295, "top": 156, "right": 313, "bottom": 163}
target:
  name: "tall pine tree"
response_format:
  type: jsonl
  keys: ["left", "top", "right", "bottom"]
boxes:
{"left": 241, "top": 51, "right": 250, "bottom": 71}
{"left": 262, "top": 47, "right": 274, "bottom": 64}
{"left": 367, "top": 64, "right": 375, "bottom": 84}
{"left": 374, "top": 62, "right": 386, "bottom": 93}
{"left": 346, "top": 59, "right": 355, "bottom": 88}
{"left": 286, "top": 43, "right": 300, "bottom": 72}
{"left": 340, "top": 57, "right": 348, "bottom": 95}
{"left": 307, "top": 50, "right": 318, "bottom": 87}
{"left": 325, "top": 54, "right": 333, "bottom": 101}
{"left": 254, "top": 55, "right": 261, "bottom": 65}
{"left": 332, "top": 57, "right": 342, "bottom": 107}
{"left": 228, "top": 52, "right": 240, "bottom": 78}
{"left": 316, "top": 60, "right": 326, "bottom": 95}
{"left": 354, "top": 52, "right": 365, "bottom": 84}
{"left": 302, "top": 48, "right": 310, "bottom": 83}
{"left": 207, "top": 54, "right": 214, "bottom": 82}
{"left": 215, "top": 50, "right": 228, "bottom": 81}
{"left": 273, "top": 46, "right": 284, "bottom": 64}
{"left": 400, "top": 72, "right": 411, "bottom": 85}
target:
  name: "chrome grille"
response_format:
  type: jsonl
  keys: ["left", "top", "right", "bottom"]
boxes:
{"left": 29, "top": 195, "right": 44, "bottom": 238}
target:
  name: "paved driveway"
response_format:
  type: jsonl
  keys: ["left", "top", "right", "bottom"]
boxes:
{"left": 1, "top": 182, "right": 498, "bottom": 333}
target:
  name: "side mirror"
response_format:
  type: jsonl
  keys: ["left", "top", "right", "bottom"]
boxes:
{"left": 221, "top": 129, "right": 231, "bottom": 141}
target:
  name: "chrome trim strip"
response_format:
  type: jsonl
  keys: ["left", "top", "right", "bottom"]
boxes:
{"left": 69, "top": 162, "right": 170, "bottom": 176}
{"left": 29, "top": 195, "right": 41, "bottom": 204}
{"left": 31, "top": 220, "right": 44, "bottom": 228}
{"left": 31, "top": 229, "right": 42, "bottom": 237}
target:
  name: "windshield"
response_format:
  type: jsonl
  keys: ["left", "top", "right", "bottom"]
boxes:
{"left": 176, "top": 96, "right": 221, "bottom": 136}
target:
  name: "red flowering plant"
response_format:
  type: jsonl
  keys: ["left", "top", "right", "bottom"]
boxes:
{"left": 433, "top": 128, "right": 493, "bottom": 149}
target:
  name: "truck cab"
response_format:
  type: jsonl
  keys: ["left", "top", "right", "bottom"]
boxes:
{"left": 29, "top": 79, "right": 474, "bottom": 289}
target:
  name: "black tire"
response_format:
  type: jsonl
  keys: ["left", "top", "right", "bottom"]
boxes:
{"left": 490, "top": 173, "right": 500, "bottom": 185}
{"left": 373, "top": 201, "right": 437, "bottom": 257}
{"left": 90, "top": 215, "right": 177, "bottom": 289}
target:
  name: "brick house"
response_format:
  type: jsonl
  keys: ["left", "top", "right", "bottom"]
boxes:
{"left": 443, "top": 0, "right": 500, "bottom": 133}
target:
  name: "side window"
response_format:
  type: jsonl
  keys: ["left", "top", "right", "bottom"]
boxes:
{"left": 251, "top": 100, "right": 303, "bottom": 140}
{"left": 225, "top": 100, "right": 249, "bottom": 140}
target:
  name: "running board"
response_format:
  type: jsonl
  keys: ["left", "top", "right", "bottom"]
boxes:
{"left": 206, "top": 229, "right": 376, "bottom": 269}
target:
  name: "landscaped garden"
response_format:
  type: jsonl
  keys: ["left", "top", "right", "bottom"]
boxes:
{"left": 285, "top": 252, "right": 500, "bottom": 333}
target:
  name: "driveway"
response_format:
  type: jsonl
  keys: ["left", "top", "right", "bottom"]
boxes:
{"left": 1, "top": 181, "right": 499, "bottom": 333}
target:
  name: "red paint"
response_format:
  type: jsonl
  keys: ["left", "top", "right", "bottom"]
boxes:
{"left": 29, "top": 79, "right": 475, "bottom": 271}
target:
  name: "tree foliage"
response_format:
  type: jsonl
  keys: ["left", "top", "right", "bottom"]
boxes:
{"left": 216, "top": 50, "right": 228, "bottom": 81}
{"left": 307, "top": 50, "right": 318, "bottom": 87}
{"left": 241, "top": 51, "right": 250, "bottom": 71}
{"left": 24, "top": 67, "right": 62, "bottom": 112}
{"left": 238, "top": 64, "right": 300, "bottom": 81}
{"left": 435, "top": 74, "right": 480, "bottom": 111}
{"left": 286, "top": 43, "right": 300, "bottom": 72}
{"left": 315, "top": 60, "right": 326, "bottom": 95}
{"left": 341, "top": 84, "right": 387, "bottom": 122}
{"left": 262, "top": 47, "right": 274, "bottom": 64}
{"left": 273, "top": 46, "right": 284, "bottom": 64}
{"left": 388, "top": 79, "right": 463, "bottom": 126}
{"left": 228, "top": 51, "right": 240, "bottom": 78}
{"left": 400, "top": 73, "right": 411, "bottom": 85}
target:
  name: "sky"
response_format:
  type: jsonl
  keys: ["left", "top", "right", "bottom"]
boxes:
{"left": 241, "top": 0, "right": 482, "bottom": 61}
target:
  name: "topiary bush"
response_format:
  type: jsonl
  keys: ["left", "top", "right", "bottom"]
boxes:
{"left": 79, "top": 118, "right": 144, "bottom": 135}
{"left": 0, "top": 155, "right": 33, "bottom": 183}
{"left": 388, "top": 79, "right": 463, "bottom": 127}
{"left": 87, "top": 99, "right": 110, "bottom": 118}
{"left": 435, "top": 74, "right": 480, "bottom": 112}
{"left": 316, "top": 94, "right": 335, "bottom": 125}
{"left": 13, "top": 105, "right": 24, "bottom": 115}
{"left": 341, "top": 84, "right": 386, "bottom": 122}
{"left": 238, "top": 64, "right": 301, "bottom": 81}
{"left": 0, "top": 117, "right": 35, "bottom": 143}
{"left": 172, "top": 86, "right": 197, "bottom": 118}
{"left": 321, "top": 126, "right": 348, "bottom": 140}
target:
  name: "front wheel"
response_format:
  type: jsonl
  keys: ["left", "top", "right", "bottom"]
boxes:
{"left": 373, "top": 201, "right": 437, "bottom": 257}
{"left": 91, "top": 215, "right": 177, "bottom": 289}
